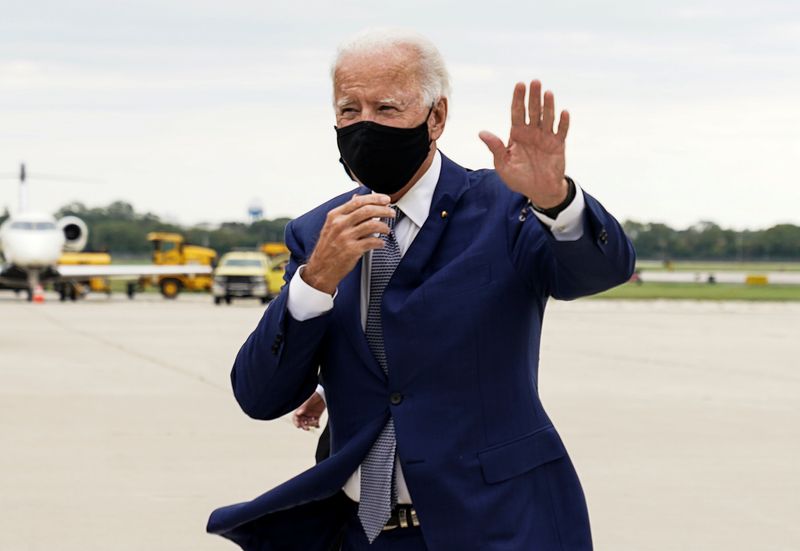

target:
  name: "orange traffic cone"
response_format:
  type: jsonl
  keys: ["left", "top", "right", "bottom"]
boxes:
{"left": 33, "top": 284, "right": 45, "bottom": 303}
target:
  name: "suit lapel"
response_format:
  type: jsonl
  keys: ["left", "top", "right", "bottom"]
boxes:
{"left": 333, "top": 155, "right": 470, "bottom": 378}
{"left": 391, "top": 153, "right": 470, "bottom": 292}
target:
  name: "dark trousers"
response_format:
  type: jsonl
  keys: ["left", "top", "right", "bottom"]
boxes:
{"left": 316, "top": 422, "right": 331, "bottom": 463}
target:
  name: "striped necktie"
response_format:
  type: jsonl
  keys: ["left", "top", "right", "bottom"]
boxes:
{"left": 359, "top": 205, "right": 403, "bottom": 543}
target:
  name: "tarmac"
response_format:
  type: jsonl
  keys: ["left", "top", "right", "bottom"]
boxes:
{"left": 1, "top": 293, "right": 798, "bottom": 550}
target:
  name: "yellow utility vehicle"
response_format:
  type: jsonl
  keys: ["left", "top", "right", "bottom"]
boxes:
{"left": 212, "top": 250, "right": 272, "bottom": 305}
{"left": 139, "top": 232, "right": 217, "bottom": 299}
{"left": 260, "top": 242, "right": 289, "bottom": 297}
{"left": 56, "top": 251, "right": 112, "bottom": 300}
{"left": 265, "top": 254, "right": 288, "bottom": 297}
{"left": 260, "top": 242, "right": 289, "bottom": 257}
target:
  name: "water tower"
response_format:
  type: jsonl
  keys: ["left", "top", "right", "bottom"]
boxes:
{"left": 248, "top": 198, "right": 264, "bottom": 222}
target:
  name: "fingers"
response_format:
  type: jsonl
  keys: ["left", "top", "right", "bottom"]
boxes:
{"left": 293, "top": 407, "right": 321, "bottom": 430}
{"left": 523, "top": 80, "right": 563, "bottom": 136}
{"left": 511, "top": 82, "right": 526, "bottom": 127}
{"left": 556, "top": 110, "right": 570, "bottom": 141}
{"left": 323, "top": 199, "right": 394, "bottom": 253}
{"left": 347, "top": 219, "right": 391, "bottom": 247}
{"left": 528, "top": 80, "right": 542, "bottom": 127}
{"left": 297, "top": 416, "right": 320, "bottom": 430}
{"left": 346, "top": 204, "right": 395, "bottom": 227}
{"left": 308, "top": 194, "right": 394, "bottom": 292}
{"left": 353, "top": 218, "right": 391, "bottom": 235}
{"left": 542, "top": 90, "right": 555, "bottom": 132}
{"left": 478, "top": 130, "right": 507, "bottom": 166}
{"left": 335, "top": 193, "right": 391, "bottom": 216}
{"left": 358, "top": 236, "right": 386, "bottom": 254}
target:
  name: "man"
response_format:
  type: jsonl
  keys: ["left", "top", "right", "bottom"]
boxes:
{"left": 208, "top": 28, "right": 635, "bottom": 550}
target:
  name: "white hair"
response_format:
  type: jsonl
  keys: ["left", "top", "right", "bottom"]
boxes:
{"left": 331, "top": 28, "right": 451, "bottom": 106}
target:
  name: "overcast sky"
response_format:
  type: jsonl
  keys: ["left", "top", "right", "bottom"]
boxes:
{"left": 1, "top": 0, "right": 798, "bottom": 229}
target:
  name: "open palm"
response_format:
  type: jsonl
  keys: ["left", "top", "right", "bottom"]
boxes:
{"left": 479, "top": 80, "right": 569, "bottom": 209}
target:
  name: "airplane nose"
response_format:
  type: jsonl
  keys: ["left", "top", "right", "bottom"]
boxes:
{"left": 7, "top": 233, "right": 64, "bottom": 267}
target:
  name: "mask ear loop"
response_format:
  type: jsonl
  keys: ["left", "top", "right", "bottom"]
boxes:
{"left": 424, "top": 101, "right": 436, "bottom": 145}
{"left": 425, "top": 102, "right": 435, "bottom": 120}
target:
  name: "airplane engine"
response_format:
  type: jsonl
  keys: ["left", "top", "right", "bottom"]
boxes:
{"left": 58, "top": 216, "right": 88, "bottom": 252}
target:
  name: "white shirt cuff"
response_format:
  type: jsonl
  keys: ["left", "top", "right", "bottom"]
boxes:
{"left": 287, "top": 265, "right": 336, "bottom": 321}
{"left": 315, "top": 384, "right": 326, "bottom": 404}
{"left": 531, "top": 180, "right": 586, "bottom": 241}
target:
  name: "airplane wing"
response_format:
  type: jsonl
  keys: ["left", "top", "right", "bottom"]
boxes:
{"left": 56, "top": 264, "right": 213, "bottom": 279}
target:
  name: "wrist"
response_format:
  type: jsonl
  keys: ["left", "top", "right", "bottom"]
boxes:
{"left": 301, "top": 263, "right": 337, "bottom": 296}
{"left": 530, "top": 177, "right": 575, "bottom": 217}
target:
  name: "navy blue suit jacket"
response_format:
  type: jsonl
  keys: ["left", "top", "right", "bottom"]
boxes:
{"left": 208, "top": 154, "right": 635, "bottom": 550}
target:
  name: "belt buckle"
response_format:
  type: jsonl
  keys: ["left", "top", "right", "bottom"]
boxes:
{"left": 399, "top": 508, "right": 409, "bottom": 529}
{"left": 382, "top": 507, "right": 419, "bottom": 531}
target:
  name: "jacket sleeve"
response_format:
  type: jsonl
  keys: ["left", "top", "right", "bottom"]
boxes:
{"left": 510, "top": 189, "right": 636, "bottom": 300}
{"left": 230, "top": 219, "right": 330, "bottom": 420}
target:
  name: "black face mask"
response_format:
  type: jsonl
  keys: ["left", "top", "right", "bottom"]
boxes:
{"left": 335, "top": 105, "right": 434, "bottom": 195}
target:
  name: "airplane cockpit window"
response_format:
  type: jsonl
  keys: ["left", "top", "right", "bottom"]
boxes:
{"left": 10, "top": 221, "right": 56, "bottom": 230}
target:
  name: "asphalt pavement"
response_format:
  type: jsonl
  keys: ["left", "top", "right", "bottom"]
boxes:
{"left": 1, "top": 293, "right": 797, "bottom": 550}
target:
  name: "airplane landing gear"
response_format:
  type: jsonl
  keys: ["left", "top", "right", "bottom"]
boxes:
{"left": 56, "top": 282, "right": 80, "bottom": 301}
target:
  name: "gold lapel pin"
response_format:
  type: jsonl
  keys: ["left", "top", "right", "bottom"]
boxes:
{"left": 440, "top": 210, "right": 448, "bottom": 219}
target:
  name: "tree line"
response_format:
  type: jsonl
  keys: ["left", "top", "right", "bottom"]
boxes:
{"left": 623, "top": 220, "right": 800, "bottom": 261}
{"left": 50, "top": 201, "right": 291, "bottom": 257}
{"left": 1, "top": 202, "right": 798, "bottom": 261}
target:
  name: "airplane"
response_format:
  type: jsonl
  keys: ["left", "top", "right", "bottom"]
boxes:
{"left": 0, "top": 164, "right": 211, "bottom": 301}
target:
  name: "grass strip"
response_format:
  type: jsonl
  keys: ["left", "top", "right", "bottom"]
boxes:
{"left": 593, "top": 282, "right": 800, "bottom": 301}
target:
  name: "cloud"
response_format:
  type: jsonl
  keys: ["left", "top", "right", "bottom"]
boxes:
{"left": 1, "top": 0, "right": 798, "bottom": 228}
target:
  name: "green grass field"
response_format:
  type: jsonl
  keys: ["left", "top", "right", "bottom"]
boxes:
{"left": 110, "top": 257, "right": 152, "bottom": 265}
{"left": 593, "top": 282, "right": 800, "bottom": 301}
{"left": 596, "top": 260, "right": 800, "bottom": 300}
{"left": 635, "top": 260, "right": 800, "bottom": 272}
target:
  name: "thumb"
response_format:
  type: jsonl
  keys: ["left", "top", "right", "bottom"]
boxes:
{"left": 478, "top": 131, "right": 506, "bottom": 167}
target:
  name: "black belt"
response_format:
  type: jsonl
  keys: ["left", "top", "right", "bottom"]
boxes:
{"left": 382, "top": 504, "right": 420, "bottom": 531}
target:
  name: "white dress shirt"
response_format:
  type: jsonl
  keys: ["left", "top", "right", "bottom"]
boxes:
{"left": 288, "top": 150, "right": 586, "bottom": 504}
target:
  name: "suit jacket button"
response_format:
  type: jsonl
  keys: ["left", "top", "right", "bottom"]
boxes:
{"left": 390, "top": 392, "right": 403, "bottom": 406}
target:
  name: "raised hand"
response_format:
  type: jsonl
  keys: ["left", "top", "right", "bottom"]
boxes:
{"left": 479, "top": 80, "right": 570, "bottom": 209}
